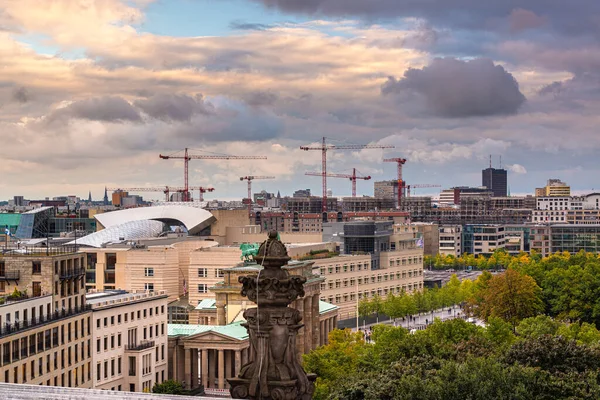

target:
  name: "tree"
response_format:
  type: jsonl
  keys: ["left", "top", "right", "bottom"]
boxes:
{"left": 152, "top": 380, "right": 184, "bottom": 394}
{"left": 516, "top": 315, "right": 560, "bottom": 338}
{"left": 476, "top": 269, "right": 544, "bottom": 329}
{"left": 358, "top": 298, "right": 372, "bottom": 318}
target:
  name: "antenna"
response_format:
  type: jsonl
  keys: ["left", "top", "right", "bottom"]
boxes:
{"left": 499, "top": 155, "right": 502, "bottom": 169}
{"left": 489, "top": 154, "right": 492, "bottom": 169}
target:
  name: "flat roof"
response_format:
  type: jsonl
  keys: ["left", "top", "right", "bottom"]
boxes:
{"left": 87, "top": 290, "right": 166, "bottom": 306}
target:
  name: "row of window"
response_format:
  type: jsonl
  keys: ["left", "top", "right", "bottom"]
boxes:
{"left": 197, "top": 268, "right": 224, "bottom": 278}
{"left": 1, "top": 339, "right": 90, "bottom": 385}
{"left": 321, "top": 269, "right": 423, "bottom": 291}
{"left": 323, "top": 281, "right": 424, "bottom": 305}
{"left": 95, "top": 306, "right": 165, "bottom": 329}
{"left": 1, "top": 317, "right": 90, "bottom": 366}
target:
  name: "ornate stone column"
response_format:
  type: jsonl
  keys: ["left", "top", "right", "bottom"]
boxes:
{"left": 218, "top": 349, "right": 225, "bottom": 389}
{"left": 312, "top": 294, "right": 320, "bottom": 351}
{"left": 229, "top": 231, "right": 316, "bottom": 400}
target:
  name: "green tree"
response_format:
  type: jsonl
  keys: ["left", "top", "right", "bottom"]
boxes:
{"left": 152, "top": 380, "right": 184, "bottom": 394}
{"left": 358, "top": 298, "right": 372, "bottom": 318}
{"left": 516, "top": 315, "right": 560, "bottom": 338}
{"left": 477, "top": 269, "right": 544, "bottom": 329}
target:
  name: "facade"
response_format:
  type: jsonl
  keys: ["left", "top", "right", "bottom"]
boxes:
{"left": 341, "top": 197, "right": 395, "bottom": 212}
{"left": 482, "top": 167, "right": 508, "bottom": 197}
{"left": 282, "top": 197, "right": 338, "bottom": 213}
{"left": 313, "top": 222, "right": 424, "bottom": 319}
{"left": 87, "top": 290, "right": 169, "bottom": 393}
{"left": 462, "top": 225, "right": 506, "bottom": 256}
{"left": 0, "top": 250, "right": 92, "bottom": 388}
{"left": 530, "top": 226, "right": 552, "bottom": 256}
{"left": 439, "top": 225, "right": 462, "bottom": 257}
{"left": 413, "top": 223, "right": 439, "bottom": 256}
{"left": 540, "top": 179, "right": 571, "bottom": 197}
{"left": 550, "top": 225, "right": 600, "bottom": 254}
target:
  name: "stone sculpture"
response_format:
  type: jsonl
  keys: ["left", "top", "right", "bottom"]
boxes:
{"left": 229, "top": 231, "right": 316, "bottom": 399}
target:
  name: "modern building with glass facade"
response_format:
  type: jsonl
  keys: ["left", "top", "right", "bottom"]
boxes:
{"left": 551, "top": 225, "right": 600, "bottom": 254}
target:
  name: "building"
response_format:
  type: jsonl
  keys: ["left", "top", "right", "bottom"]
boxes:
{"left": 536, "top": 179, "right": 571, "bottom": 197}
{"left": 482, "top": 167, "right": 507, "bottom": 197}
{"left": 312, "top": 222, "right": 424, "bottom": 319}
{"left": 374, "top": 180, "right": 398, "bottom": 205}
{"left": 14, "top": 207, "right": 55, "bottom": 239}
{"left": 111, "top": 191, "right": 129, "bottom": 208}
{"left": 292, "top": 189, "right": 311, "bottom": 198}
{"left": 462, "top": 225, "right": 506, "bottom": 256}
{"left": 438, "top": 225, "right": 462, "bottom": 257}
{"left": 412, "top": 223, "right": 439, "bottom": 256}
{"left": 341, "top": 197, "right": 395, "bottom": 212}
{"left": 439, "top": 187, "right": 494, "bottom": 206}
{"left": 0, "top": 250, "right": 92, "bottom": 388}
{"left": 550, "top": 225, "right": 600, "bottom": 254}
{"left": 87, "top": 290, "right": 169, "bottom": 393}
{"left": 168, "top": 257, "right": 338, "bottom": 393}
{"left": 530, "top": 226, "right": 552, "bottom": 256}
{"left": 282, "top": 197, "right": 338, "bottom": 213}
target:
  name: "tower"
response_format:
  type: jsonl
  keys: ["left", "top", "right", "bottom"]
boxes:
{"left": 103, "top": 187, "right": 109, "bottom": 206}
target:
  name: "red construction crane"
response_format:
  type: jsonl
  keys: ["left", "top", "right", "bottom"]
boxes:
{"left": 305, "top": 168, "right": 371, "bottom": 197}
{"left": 240, "top": 176, "right": 275, "bottom": 214}
{"left": 406, "top": 184, "right": 442, "bottom": 197}
{"left": 301, "top": 137, "right": 394, "bottom": 212}
{"left": 107, "top": 186, "right": 214, "bottom": 202}
{"left": 383, "top": 158, "right": 407, "bottom": 208}
{"left": 159, "top": 148, "right": 267, "bottom": 202}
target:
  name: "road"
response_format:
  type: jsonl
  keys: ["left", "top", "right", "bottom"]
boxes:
{"left": 352, "top": 305, "right": 471, "bottom": 332}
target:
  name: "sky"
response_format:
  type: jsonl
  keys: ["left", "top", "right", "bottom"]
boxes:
{"left": 1, "top": 0, "right": 599, "bottom": 201}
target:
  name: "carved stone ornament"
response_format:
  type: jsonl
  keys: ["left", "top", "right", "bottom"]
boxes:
{"left": 229, "top": 231, "right": 316, "bottom": 399}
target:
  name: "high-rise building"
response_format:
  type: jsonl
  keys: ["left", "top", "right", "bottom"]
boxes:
{"left": 482, "top": 168, "right": 507, "bottom": 197}
{"left": 536, "top": 179, "right": 571, "bottom": 197}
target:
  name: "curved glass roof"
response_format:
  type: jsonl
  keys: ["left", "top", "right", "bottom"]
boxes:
{"left": 68, "top": 220, "right": 165, "bottom": 248}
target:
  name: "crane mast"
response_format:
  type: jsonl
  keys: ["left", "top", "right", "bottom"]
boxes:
{"left": 301, "top": 137, "right": 394, "bottom": 212}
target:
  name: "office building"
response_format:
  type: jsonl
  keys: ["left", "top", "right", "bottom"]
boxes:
{"left": 462, "top": 225, "right": 506, "bottom": 256}
{"left": 536, "top": 179, "right": 571, "bottom": 197}
{"left": 482, "top": 167, "right": 507, "bottom": 197}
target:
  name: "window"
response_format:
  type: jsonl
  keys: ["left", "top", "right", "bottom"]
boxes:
{"left": 97, "top": 363, "right": 101, "bottom": 381}
{"left": 96, "top": 339, "right": 101, "bottom": 353}
{"left": 198, "top": 284, "right": 207, "bottom": 293}
{"left": 215, "top": 269, "right": 224, "bottom": 278}
{"left": 144, "top": 268, "right": 154, "bottom": 277}
{"left": 197, "top": 268, "right": 207, "bottom": 278}
{"left": 144, "top": 283, "right": 154, "bottom": 291}
{"left": 118, "top": 357, "right": 122, "bottom": 374}
{"left": 117, "top": 334, "right": 121, "bottom": 347}
{"left": 128, "top": 357, "right": 136, "bottom": 376}
{"left": 32, "top": 261, "right": 42, "bottom": 275}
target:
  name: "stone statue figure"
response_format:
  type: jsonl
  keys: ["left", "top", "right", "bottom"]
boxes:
{"left": 229, "top": 231, "right": 316, "bottom": 399}
{"left": 240, "top": 243, "right": 260, "bottom": 262}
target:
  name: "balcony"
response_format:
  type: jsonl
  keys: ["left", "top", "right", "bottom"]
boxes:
{"left": 59, "top": 268, "right": 85, "bottom": 280}
{"left": 125, "top": 340, "right": 155, "bottom": 351}
{"left": 0, "top": 271, "right": 20, "bottom": 282}
{"left": 0, "top": 304, "right": 92, "bottom": 338}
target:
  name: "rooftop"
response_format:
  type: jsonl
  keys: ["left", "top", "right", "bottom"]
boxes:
{"left": 0, "top": 383, "right": 224, "bottom": 399}
{"left": 87, "top": 290, "right": 167, "bottom": 307}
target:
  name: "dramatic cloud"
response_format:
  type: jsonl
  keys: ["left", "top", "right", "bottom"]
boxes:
{"left": 251, "top": 1, "right": 600, "bottom": 37}
{"left": 135, "top": 94, "right": 212, "bottom": 122}
{"left": 382, "top": 58, "right": 526, "bottom": 117}
{"left": 230, "top": 21, "right": 275, "bottom": 31}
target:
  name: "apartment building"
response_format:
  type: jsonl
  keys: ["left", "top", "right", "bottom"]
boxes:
{"left": 0, "top": 250, "right": 92, "bottom": 388}
{"left": 87, "top": 290, "right": 168, "bottom": 393}
{"left": 530, "top": 226, "right": 552, "bottom": 256}
{"left": 313, "top": 222, "right": 424, "bottom": 319}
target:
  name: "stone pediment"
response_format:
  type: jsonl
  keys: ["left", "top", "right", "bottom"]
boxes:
{"left": 185, "top": 330, "right": 246, "bottom": 345}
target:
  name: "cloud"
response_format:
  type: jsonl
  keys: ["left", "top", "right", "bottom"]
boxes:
{"left": 508, "top": 164, "right": 527, "bottom": 174}
{"left": 11, "top": 86, "right": 29, "bottom": 103}
{"left": 46, "top": 96, "right": 142, "bottom": 124}
{"left": 242, "top": 91, "right": 279, "bottom": 107}
{"left": 382, "top": 58, "right": 526, "bottom": 117}
{"left": 229, "top": 21, "right": 275, "bottom": 31}
{"left": 508, "top": 8, "right": 547, "bottom": 33}
{"left": 134, "top": 94, "right": 212, "bottom": 122}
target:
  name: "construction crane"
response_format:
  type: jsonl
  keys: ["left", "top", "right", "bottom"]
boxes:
{"left": 107, "top": 186, "right": 214, "bottom": 202}
{"left": 159, "top": 148, "right": 267, "bottom": 202}
{"left": 240, "top": 176, "right": 275, "bottom": 214}
{"left": 383, "top": 158, "right": 407, "bottom": 208}
{"left": 406, "top": 184, "right": 442, "bottom": 197}
{"left": 305, "top": 168, "right": 371, "bottom": 197}
{"left": 301, "top": 137, "right": 394, "bottom": 212}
